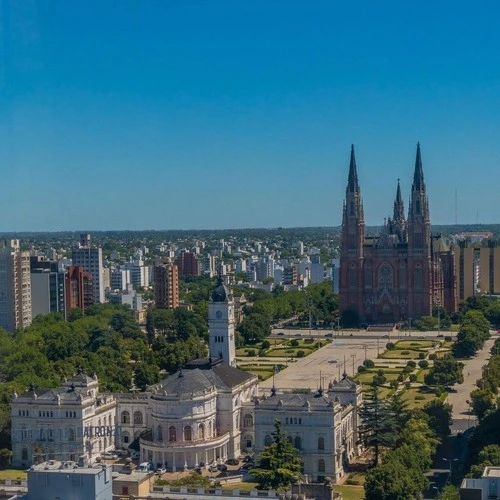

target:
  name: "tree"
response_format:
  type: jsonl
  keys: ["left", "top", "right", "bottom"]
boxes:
{"left": 422, "top": 400, "right": 453, "bottom": 440}
{"left": 134, "top": 363, "right": 160, "bottom": 391}
{"left": 437, "top": 485, "right": 460, "bottom": 500}
{"left": 424, "top": 355, "right": 463, "bottom": 387}
{"left": 251, "top": 420, "right": 302, "bottom": 490}
{"left": 470, "top": 388, "right": 495, "bottom": 420}
{"left": 358, "top": 385, "right": 398, "bottom": 465}
{"left": 0, "top": 448, "right": 11, "bottom": 468}
{"left": 146, "top": 308, "right": 155, "bottom": 346}
{"left": 364, "top": 460, "right": 424, "bottom": 500}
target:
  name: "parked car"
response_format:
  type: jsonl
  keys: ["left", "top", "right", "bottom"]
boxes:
{"left": 100, "top": 452, "right": 118, "bottom": 460}
{"left": 129, "top": 450, "right": 140, "bottom": 460}
{"left": 226, "top": 458, "right": 239, "bottom": 466}
{"left": 138, "top": 462, "right": 154, "bottom": 472}
{"left": 217, "top": 464, "right": 228, "bottom": 472}
{"left": 209, "top": 465, "right": 219, "bottom": 473}
{"left": 156, "top": 466, "right": 166, "bottom": 475}
{"left": 325, "top": 333, "right": 333, "bottom": 338}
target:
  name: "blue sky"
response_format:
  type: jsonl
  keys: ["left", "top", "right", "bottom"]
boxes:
{"left": 1, "top": 0, "right": 500, "bottom": 230}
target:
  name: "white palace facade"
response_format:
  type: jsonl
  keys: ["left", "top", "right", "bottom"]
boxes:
{"left": 11, "top": 278, "right": 362, "bottom": 484}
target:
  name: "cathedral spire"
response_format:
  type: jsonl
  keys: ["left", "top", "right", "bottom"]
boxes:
{"left": 347, "top": 145, "right": 359, "bottom": 193}
{"left": 413, "top": 142, "right": 425, "bottom": 191}
{"left": 393, "top": 178, "right": 405, "bottom": 221}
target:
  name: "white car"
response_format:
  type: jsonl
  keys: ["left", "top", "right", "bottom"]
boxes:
{"left": 100, "top": 452, "right": 118, "bottom": 460}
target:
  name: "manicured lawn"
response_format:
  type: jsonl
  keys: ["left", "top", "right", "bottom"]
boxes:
{"left": 265, "top": 348, "right": 314, "bottom": 357}
{"left": 380, "top": 349, "right": 421, "bottom": 359}
{"left": 0, "top": 469, "right": 27, "bottom": 480}
{"left": 238, "top": 365, "right": 274, "bottom": 381}
{"left": 401, "top": 387, "right": 439, "bottom": 409}
{"left": 355, "top": 370, "right": 402, "bottom": 384}
{"left": 361, "top": 385, "right": 393, "bottom": 399}
{"left": 394, "top": 340, "right": 435, "bottom": 349}
{"left": 336, "top": 484, "right": 365, "bottom": 499}
{"left": 222, "top": 481, "right": 259, "bottom": 493}
{"left": 416, "top": 368, "right": 430, "bottom": 383}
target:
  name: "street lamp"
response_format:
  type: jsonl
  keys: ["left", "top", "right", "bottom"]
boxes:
{"left": 443, "top": 458, "right": 459, "bottom": 484}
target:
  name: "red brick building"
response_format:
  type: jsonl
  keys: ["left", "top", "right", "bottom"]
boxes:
{"left": 339, "top": 144, "right": 457, "bottom": 325}
{"left": 174, "top": 251, "right": 200, "bottom": 277}
{"left": 65, "top": 265, "right": 93, "bottom": 315}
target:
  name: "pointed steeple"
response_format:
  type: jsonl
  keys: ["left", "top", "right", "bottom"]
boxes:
{"left": 413, "top": 142, "right": 425, "bottom": 191}
{"left": 393, "top": 178, "right": 405, "bottom": 221}
{"left": 347, "top": 145, "right": 359, "bottom": 193}
{"left": 395, "top": 178, "right": 403, "bottom": 205}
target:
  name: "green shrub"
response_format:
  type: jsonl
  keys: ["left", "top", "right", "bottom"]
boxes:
{"left": 445, "top": 336, "right": 452, "bottom": 342}
{"left": 290, "top": 339, "right": 299, "bottom": 347}
{"left": 406, "top": 360, "right": 416, "bottom": 369}
{"left": 261, "top": 340, "right": 270, "bottom": 349}
{"left": 247, "top": 350, "right": 256, "bottom": 357}
{"left": 429, "top": 353, "right": 437, "bottom": 360}
{"left": 415, "top": 395, "right": 425, "bottom": 401}
{"left": 418, "top": 360, "right": 429, "bottom": 368}
{"left": 409, "top": 374, "right": 417, "bottom": 382}
{"left": 364, "top": 359, "right": 375, "bottom": 368}
{"left": 357, "top": 365, "right": 367, "bottom": 373}
{"left": 346, "top": 478, "right": 361, "bottom": 485}
{"left": 296, "top": 350, "right": 305, "bottom": 358}
{"left": 258, "top": 349, "right": 266, "bottom": 357}
{"left": 401, "top": 350, "right": 410, "bottom": 355}
{"left": 386, "top": 342, "right": 395, "bottom": 350}
{"left": 418, "top": 352, "right": 426, "bottom": 360}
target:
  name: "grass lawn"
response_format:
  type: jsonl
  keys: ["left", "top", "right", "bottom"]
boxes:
{"left": 238, "top": 365, "right": 274, "bottom": 381}
{"left": 265, "top": 347, "right": 314, "bottom": 357}
{"left": 416, "top": 368, "right": 430, "bottom": 383}
{"left": 361, "top": 385, "right": 393, "bottom": 399}
{"left": 401, "top": 387, "right": 439, "bottom": 409}
{"left": 380, "top": 349, "right": 421, "bottom": 359}
{"left": 354, "top": 370, "right": 402, "bottom": 384}
{"left": 394, "top": 340, "right": 435, "bottom": 349}
{"left": 336, "top": 484, "right": 365, "bottom": 499}
{"left": 222, "top": 481, "right": 258, "bottom": 493}
{"left": 0, "top": 469, "right": 27, "bottom": 480}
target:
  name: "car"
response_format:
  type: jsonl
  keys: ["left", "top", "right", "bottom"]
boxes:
{"left": 226, "top": 458, "right": 239, "bottom": 466}
{"left": 156, "top": 467, "right": 166, "bottom": 475}
{"left": 209, "top": 465, "right": 219, "bottom": 473}
{"left": 295, "top": 333, "right": 301, "bottom": 337}
{"left": 277, "top": 332, "right": 284, "bottom": 336}
{"left": 328, "top": 359, "right": 338, "bottom": 364}
{"left": 100, "top": 452, "right": 118, "bottom": 460}
{"left": 138, "top": 462, "right": 155, "bottom": 473}
{"left": 217, "top": 464, "right": 228, "bottom": 471}
{"left": 325, "top": 333, "right": 333, "bottom": 338}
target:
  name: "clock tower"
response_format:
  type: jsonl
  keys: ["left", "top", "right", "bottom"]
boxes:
{"left": 208, "top": 277, "right": 236, "bottom": 367}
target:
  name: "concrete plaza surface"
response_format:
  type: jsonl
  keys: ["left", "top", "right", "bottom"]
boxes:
{"left": 261, "top": 330, "right": 455, "bottom": 392}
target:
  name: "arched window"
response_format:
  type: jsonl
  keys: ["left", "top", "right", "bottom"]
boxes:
{"left": 264, "top": 435, "right": 272, "bottom": 446}
{"left": 349, "top": 265, "right": 357, "bottom": 290}
{"left": 198, "top": 424, "right": 205, "bottom": 440}
{"left": 364, "top": 264, "right": 372, "bottom": 289}
{"left": 414, "top": 264, "right": 423, "bottom": 290}
{"left": 68, "top": 428, "right": 75, "bottom": 442}
{"left": 294, "top": 436, "right": 302, "bottom": 450}
{"left": 378, "top": 264, "right": 393, "bottom": 290}
{"left": 169, "top": 426, "right": 176, "bottom": 442}
{"left": 318, "top": 437, "right": 324, "bottom": 451}
{"left": 318, "top": 459, "right": 325, "bottom": 473}
{"left": 184, "top": 425, "right": 192, "bottom": 442}
{"left": 21, "top": 448, "right": 28, "bottom": 461}
{"left": 122, "top": 431, "right": 130, "bottom": 445}
{"left": 133, "top": 411, "right": 143, "bottom": 425}
{"left": 244, "top": 414, "right": 253, "bottom": 428}
{"left": 399, "top": 263, "right": 407, "bottom": 289}
{"left": 121, "top": 411, "right": 130, "bottom": 424}
{"left": 157, "top": 425, "right": 163, "bottom": 441}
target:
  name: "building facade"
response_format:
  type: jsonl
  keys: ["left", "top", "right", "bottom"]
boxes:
{"left": 254, "top": 376, "right": 362, "bottom": 483}
{"left": 339, "top": 144, "right": 458, "bottom": 324}
{"left": 30, "top": 257, "right": 66, "bottom": 318}
{"left": 154, "top": 262, "right": 179, "bottom": 309}
{"left": 0, "top": 239, "right": 32, "bottom": 332}
{"left": 72, "top": 234, "right": 105, "bottom": 304}
{"left": 174, "top": 251, "right": 201, "bottom": 277}
{"left": 65, "top": 265, "right": 94, "bottom": 315}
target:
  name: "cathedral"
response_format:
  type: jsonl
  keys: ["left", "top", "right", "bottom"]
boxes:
{"left": 339, "top": 144, "right": 458, "bottom": 325}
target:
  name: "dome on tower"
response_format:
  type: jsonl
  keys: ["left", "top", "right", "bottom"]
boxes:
{"left": 211, "top": 277, "right": 230, "bottom": 302}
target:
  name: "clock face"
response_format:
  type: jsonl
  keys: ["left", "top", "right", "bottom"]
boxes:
{"left": 216, "top": 311, "right": 223, "bottom": 319}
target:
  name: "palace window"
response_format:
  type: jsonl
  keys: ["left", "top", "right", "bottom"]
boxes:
{"left": 133, "top": 411, "right": 143, "bottom": 425}
{"left": 318, "top": 459, "right": 325, "bottom": 473}
{"left": 169, "top": 426, "right": 177, "bottom": 442}
{"left": 121, "top": 411, "right": 130, "bottom": 424}
{"left": 184, "top": 426, "right": 192, "bottom": 442}
{"left": 294, "top": 436, "right": 302, "bottom": 450}
{"left": 318, "top": 437, "right": 325, "bottom": 451}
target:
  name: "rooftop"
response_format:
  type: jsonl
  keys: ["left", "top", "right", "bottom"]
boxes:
{"left": 30, "top": 460, "right": 112, "bottom": 475}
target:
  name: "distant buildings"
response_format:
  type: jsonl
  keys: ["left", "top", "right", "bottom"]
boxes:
{"left": 65, "top": 266, "right": 93, "bottom": 315}
{"left": 174, "top": 250, "right": 201, "bottom": 277}
{"left": 72, "top": 234, "right": 105, "bottom": 304}
{"left": 154, "top": 262, "right": 179, "bottom": 309}
{"left": 30, "top": 257, "right": 66, "bottom": 318}
{"left": 0, "top": 239, "right": 32, "bottom": 332}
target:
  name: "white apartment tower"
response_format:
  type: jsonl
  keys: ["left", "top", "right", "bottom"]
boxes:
{"left": 72, "top": 234, "right": 105, "bottom": 304}
{"left": 208, "top": 277, "right": 236, "bottom": 367}
{"left": 0, "top": 240, "right": 32, "bottom": 332}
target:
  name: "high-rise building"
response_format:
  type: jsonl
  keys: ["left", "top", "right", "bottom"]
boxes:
{"left": 339, "top": 144, "right": 457, "bottom": 324}
{"left": 71, "top": 234, "right": 104, "bottom": 304}
{"left": 30, "top": 256, "right": 66, "bottom": 318}
{"left": 174, "top": 251, "right": 200, "bottom": 277}
{"left": 154, "top": 263, "right": 179, "bottom": 309}
{"left": 0, "top": 240, "right": 32, "bottom": 332}
{"left": 283, "top": 266, "right": 298, "bottom": 286}
{"left": 110, "top": 268, "right": 131, "bottom": 291}
{"left": 65, "top": 266, "right": 94, "bottom": 315}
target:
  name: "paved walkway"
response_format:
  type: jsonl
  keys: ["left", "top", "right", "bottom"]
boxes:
{"left": 446, "top": 334, "right": 497, "bottom": 424}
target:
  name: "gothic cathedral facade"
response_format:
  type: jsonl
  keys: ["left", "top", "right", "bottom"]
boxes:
{"left": 339, "top": 144, "right": 457, "bottom": 325}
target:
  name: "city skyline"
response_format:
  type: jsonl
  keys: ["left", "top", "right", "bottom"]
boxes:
{"left": 1, "top": 1, "right": 500, "bottom": 230}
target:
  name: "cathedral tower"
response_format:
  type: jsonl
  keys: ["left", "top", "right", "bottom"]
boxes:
{"left": 407, "top": 143, "right": 433, "bottom": 318}
{"left": 208, "top": 277, "right": 236, "bottom": 367}
{"left": 339, "top": 145, "right": 365, "bottom": 319}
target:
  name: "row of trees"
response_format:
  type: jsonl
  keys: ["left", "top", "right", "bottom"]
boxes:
{"left": 452, "top": 310, "right": 491, "bottom": 358}
{"left": 360, "top": 385, "right": 453, "bottom": 499}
